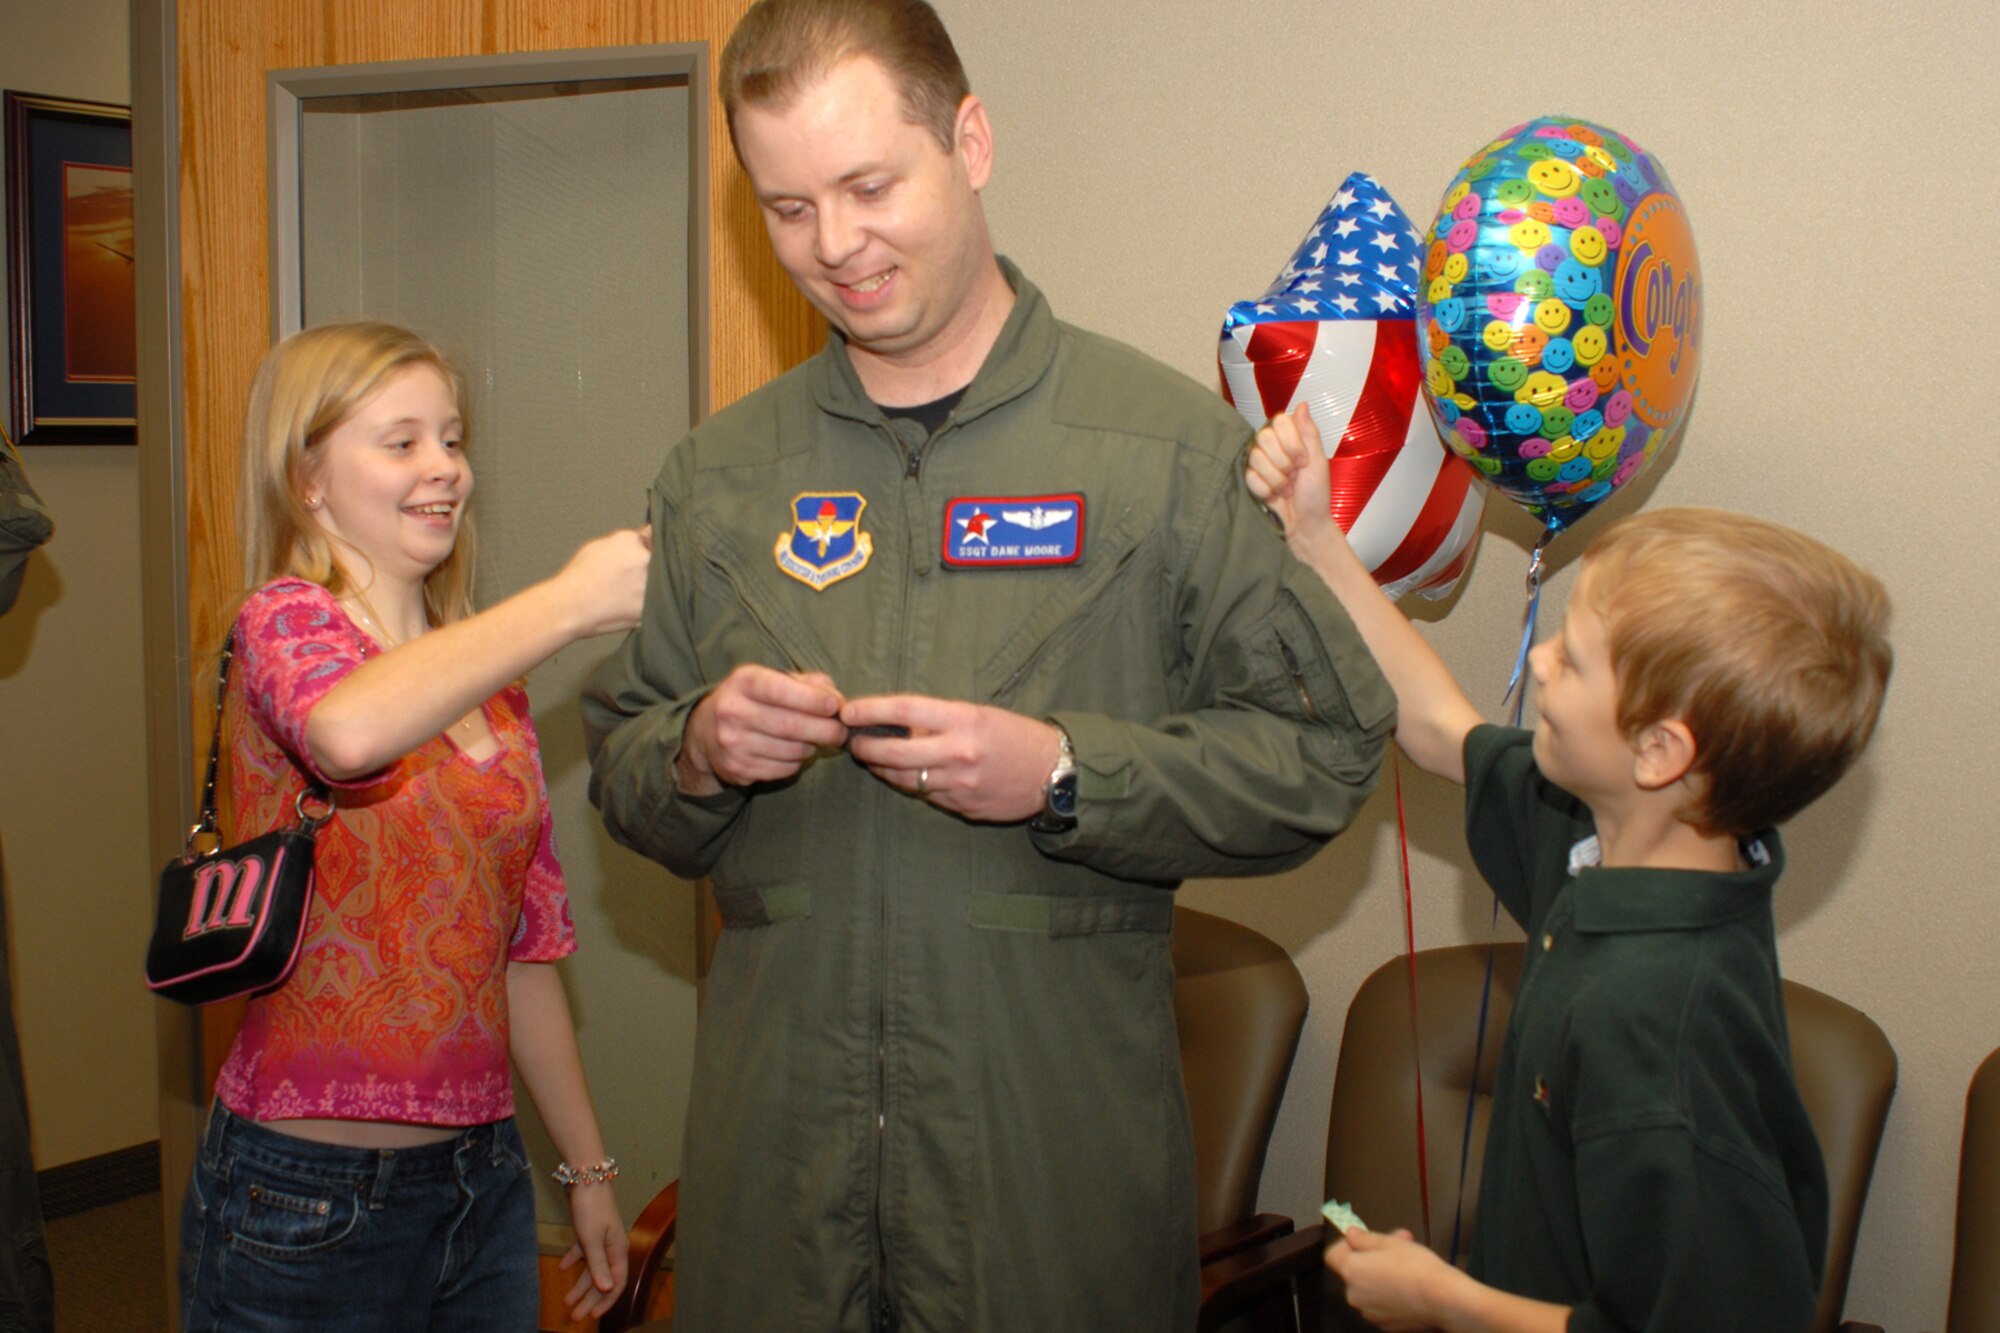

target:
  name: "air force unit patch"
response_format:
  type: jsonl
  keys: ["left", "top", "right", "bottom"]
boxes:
{"left": 776, "top": 492, "right": 873, "bottom": 590}
{"left": 942, "top": 494, "right": 1084, "bottom": 569}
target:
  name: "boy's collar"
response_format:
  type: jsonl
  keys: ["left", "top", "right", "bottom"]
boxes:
{"left": 1565, "top": 829, "right": 1785, "bottom": 935}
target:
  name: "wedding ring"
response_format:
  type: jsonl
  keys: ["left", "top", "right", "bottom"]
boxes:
{"left": 918, "top": 768, "right": 930, "bottom": 796}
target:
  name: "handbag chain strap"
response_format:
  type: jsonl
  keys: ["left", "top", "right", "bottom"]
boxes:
{"left": 186, "top": 626, "right": 330, "bottom": 857}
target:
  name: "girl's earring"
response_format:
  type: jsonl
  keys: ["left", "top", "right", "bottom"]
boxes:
{"left": 305, "top": 494, "right": 322, "bottom": 510}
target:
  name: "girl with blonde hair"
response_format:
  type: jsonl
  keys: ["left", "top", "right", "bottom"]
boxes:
{"left": 177, "top": 321, "right": 646, "bottom": 1331}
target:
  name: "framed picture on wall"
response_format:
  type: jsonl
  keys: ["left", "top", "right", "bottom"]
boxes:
{"left": 5, "top": 91, "right": 135, "bottom": 445}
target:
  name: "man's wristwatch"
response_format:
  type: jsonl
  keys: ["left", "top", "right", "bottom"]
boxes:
{"left": 1029, "top": 722, "right": 1078, "bottom": 833}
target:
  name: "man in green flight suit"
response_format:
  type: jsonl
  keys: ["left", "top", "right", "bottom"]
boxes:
{"left": 582, "top": 1, "right": 1394, "bottom": 1327}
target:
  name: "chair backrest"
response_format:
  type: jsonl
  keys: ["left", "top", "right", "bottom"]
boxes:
{"left": 1947, "top": 1046, "right": 2000, "bottom": 1333}
{"left": 1172, "top": 906, "right": 1310, "bottom": 1237}
{"left": 1322, "top": 943, "right": 1896, "bottom": 1333}
{"left": 1322, "top": 943, "right": 1521, "bottom": 1263}
{"left": 1785, "top": 978, "right": 1898, "bottom": 1329}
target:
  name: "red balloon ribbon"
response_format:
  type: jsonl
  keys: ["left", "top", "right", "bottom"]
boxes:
{"left": 1393, "top": 751, "right": 1434, "bottom": 1247}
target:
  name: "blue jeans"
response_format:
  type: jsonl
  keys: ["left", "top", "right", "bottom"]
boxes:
{"left": 177, "top": 1104, "right": 539, "bottom": 1332}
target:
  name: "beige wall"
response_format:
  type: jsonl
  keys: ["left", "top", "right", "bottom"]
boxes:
{"left": 0, "top": 0, "right": 157, "bottom": 1168}
{"left": 932, "top": 1, "right": 1998, "bottom": 1327}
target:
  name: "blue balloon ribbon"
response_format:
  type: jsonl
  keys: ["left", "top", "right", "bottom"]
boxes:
{"left": 1501, "top": 532, "right": 1554, "bottom": 726}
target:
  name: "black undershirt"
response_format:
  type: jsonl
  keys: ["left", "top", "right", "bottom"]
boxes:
{"left": 877, "top": 386, "right": 967, "bottom": 437}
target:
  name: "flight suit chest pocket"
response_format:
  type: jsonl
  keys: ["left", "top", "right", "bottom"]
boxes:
{"left": 973, "top": 513, "right": 1152, "bottom": 709}
{"left": 689, "top": 511, "right": 837, "bottom": 680}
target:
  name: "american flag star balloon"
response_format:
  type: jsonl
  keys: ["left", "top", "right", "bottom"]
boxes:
{"left": 1220, "top": 171, "right": 1485, "bottom": 601}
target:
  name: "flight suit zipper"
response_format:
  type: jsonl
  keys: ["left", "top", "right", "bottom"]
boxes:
{"left": 872, "top": 409, "right": 955, "bottom": 1328}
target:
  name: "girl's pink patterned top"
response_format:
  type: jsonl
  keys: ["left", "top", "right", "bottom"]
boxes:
{"left": 212, "top": 579, "right": 576, "bottom": 1125}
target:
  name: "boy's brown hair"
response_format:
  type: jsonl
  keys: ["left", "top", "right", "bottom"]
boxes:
{"left": 1579, "top": 506, "right": 1891, "bottom": 836}
{"left": 719, "top": 0, "right": 969, "bottom": 155}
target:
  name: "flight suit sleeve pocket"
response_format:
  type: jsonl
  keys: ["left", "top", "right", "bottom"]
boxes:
{"left": 1262, "top": 580, "right": 1396, "bottom": 735}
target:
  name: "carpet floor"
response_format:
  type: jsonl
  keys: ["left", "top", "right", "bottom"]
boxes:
{"left": 43, "top": 1190, "right": 169, "bottom": 1331}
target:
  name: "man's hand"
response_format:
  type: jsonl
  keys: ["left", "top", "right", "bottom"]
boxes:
{"left": 1244, "top": 403, "right": 1334, "bottom": 546}
{"left": 841, "top": 695, "right": 1061, "bottom": 824}
{"left": 678, "top": 665, "right": 847, "bottom": 795}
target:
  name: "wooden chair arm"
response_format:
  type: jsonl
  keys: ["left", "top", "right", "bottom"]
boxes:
{"left": 1197, "top": 1222, "right": 1325, "bottom": 1333}
{"left": 1198, "top": 1212, "right": 1294, "bottom": 1264}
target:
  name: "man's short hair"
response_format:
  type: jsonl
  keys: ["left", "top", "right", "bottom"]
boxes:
{"left": 720, "top": 0, "right": 970, "bottom": 156}
{"left": 1579, "top": 506, "right": 1892, "bottom": 836}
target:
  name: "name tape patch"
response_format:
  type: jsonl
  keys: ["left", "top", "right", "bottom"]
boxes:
{"left": 942, "top": 494, "right": 1084, "bottom": 569}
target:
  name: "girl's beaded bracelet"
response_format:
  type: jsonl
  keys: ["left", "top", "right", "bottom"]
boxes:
{"left": 550, "top": 1156, "right": 620, "bottom": 1188}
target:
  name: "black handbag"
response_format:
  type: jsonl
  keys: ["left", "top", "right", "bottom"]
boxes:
{"left": 145, "top": 628, "right": 330, "bottom": 1005}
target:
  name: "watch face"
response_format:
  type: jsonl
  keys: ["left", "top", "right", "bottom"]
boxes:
{"left": 1048, "top": 776, "right": 1078, "bottom": 818}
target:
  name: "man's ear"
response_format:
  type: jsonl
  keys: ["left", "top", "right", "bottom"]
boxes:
{"left": 1632, "top": 718, "right": 1698, "bottom": 792}
{"left": 954, "top": 94, "right": 994, "bottom": 190}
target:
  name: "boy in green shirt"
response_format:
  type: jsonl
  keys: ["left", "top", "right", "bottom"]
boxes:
{"left": 1247, "top": 407, "right": 1892, "bottom": 1333}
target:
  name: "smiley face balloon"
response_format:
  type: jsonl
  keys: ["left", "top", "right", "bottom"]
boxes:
{"left": 1415, "top": 117, "right": 1701, "bottom": 535}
